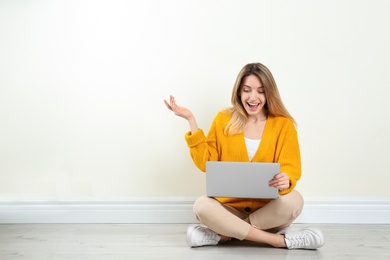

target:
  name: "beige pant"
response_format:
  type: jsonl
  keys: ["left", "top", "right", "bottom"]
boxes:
{"left": 193, "top": 190, "right": 304, "bottom": 240}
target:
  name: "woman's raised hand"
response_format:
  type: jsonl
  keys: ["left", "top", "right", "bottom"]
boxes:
{"left": 164, "top": 95, "right": 194, "bottom": 121}
{"left": 164, "top": 95, "right": 199, "bottom": 134}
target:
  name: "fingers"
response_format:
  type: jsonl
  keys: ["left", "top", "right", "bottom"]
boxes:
{"left": 170, "top": 95, "right": 177, "bottom": 109}
{"left": 164, "top": 95, "right": 176, "bottom": 111}
{"left": 164, "top": 99, "right": 172, "bottom": 110}
{"left": 269, "top": 172, "right": 290, "bottom": 191}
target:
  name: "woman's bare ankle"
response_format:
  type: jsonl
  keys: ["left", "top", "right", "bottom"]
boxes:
{"left": 274, "top": 234, "right": 287, "bottom": 248}
{"left": 219, "top": 235, "right": 231, "bottom": 243}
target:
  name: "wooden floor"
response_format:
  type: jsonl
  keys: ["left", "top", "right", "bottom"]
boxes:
{"left": 0, "top": 223, "right": 389, "bottom": 259}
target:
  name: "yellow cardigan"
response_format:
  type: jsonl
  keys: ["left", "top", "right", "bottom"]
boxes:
{"left": 185, "top": 110, "right": 301, "bottom": 213}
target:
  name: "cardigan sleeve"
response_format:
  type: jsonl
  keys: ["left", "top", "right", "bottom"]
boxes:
{"left": 184, "top": 116, "right": 219, "bottom": 172}
{"left": 277, "top": 120, "right": 302, "bottom": 195}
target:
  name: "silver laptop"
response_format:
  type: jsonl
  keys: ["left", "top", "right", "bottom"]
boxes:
{"left": 206, "top": 161, "right": 279, "bottom": 199}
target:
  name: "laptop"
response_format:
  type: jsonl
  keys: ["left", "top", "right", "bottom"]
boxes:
{"left": 206, "top": 161, "right": 279, "bottom": 199}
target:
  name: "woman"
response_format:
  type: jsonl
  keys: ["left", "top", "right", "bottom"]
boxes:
{"left": 164, "top": 63, "right": 324, "bottom": 250}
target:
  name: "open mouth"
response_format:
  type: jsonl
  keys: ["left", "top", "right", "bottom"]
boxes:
{"left": 247, "top": 103, "right": 260, "bottom": 110}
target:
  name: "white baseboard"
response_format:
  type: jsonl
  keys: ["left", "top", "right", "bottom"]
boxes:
{"left": 0, "top": 198, "right": 197, "bottom": 224}
{"left": 0, "top": 198, "right": 389, "bottom": 224}
{"left": 295, "top": 198, "right": 390, "bottom": 224}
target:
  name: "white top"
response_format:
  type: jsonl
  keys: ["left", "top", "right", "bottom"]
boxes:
{"left": 244, "top": 137, "right": 261, "bottom": 161}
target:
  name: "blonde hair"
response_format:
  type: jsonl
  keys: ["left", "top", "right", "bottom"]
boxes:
{"left": 224, "top": 62, "right": 295, "bottom": 135}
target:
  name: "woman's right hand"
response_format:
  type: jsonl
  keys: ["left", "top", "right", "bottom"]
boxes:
{"left": 164, "top": 95, "right": 194, "bottom": 121}
{"left": 164, "top": 95, "right": 199, "bottom": 134}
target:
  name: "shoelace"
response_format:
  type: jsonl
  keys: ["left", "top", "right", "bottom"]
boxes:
{"left": 288, "top": 233, "right": 308, "bottom": 247}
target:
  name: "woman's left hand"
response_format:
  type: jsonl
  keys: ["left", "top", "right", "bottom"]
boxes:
{"left": 269, "top": 172, "right": 290, "bottom": 191}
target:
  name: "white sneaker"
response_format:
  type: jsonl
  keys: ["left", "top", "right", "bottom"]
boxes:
{"left": 186, "top": 224, "right": 221, "bottom": 247}
{"left": 283, "top": 227, "right": 325, "bottom": 250}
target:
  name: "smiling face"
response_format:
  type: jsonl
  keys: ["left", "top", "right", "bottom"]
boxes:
{"left": 239, "top": 74, "right": 267, "bottom": 119}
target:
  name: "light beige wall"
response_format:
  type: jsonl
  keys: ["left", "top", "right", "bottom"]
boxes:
{"left": 1, "top": 0, "right": 389, "bottom": 201}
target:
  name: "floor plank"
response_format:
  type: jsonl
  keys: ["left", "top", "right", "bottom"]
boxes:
{"left": 0, "top": 224, "right": 389, "bottom": 259}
